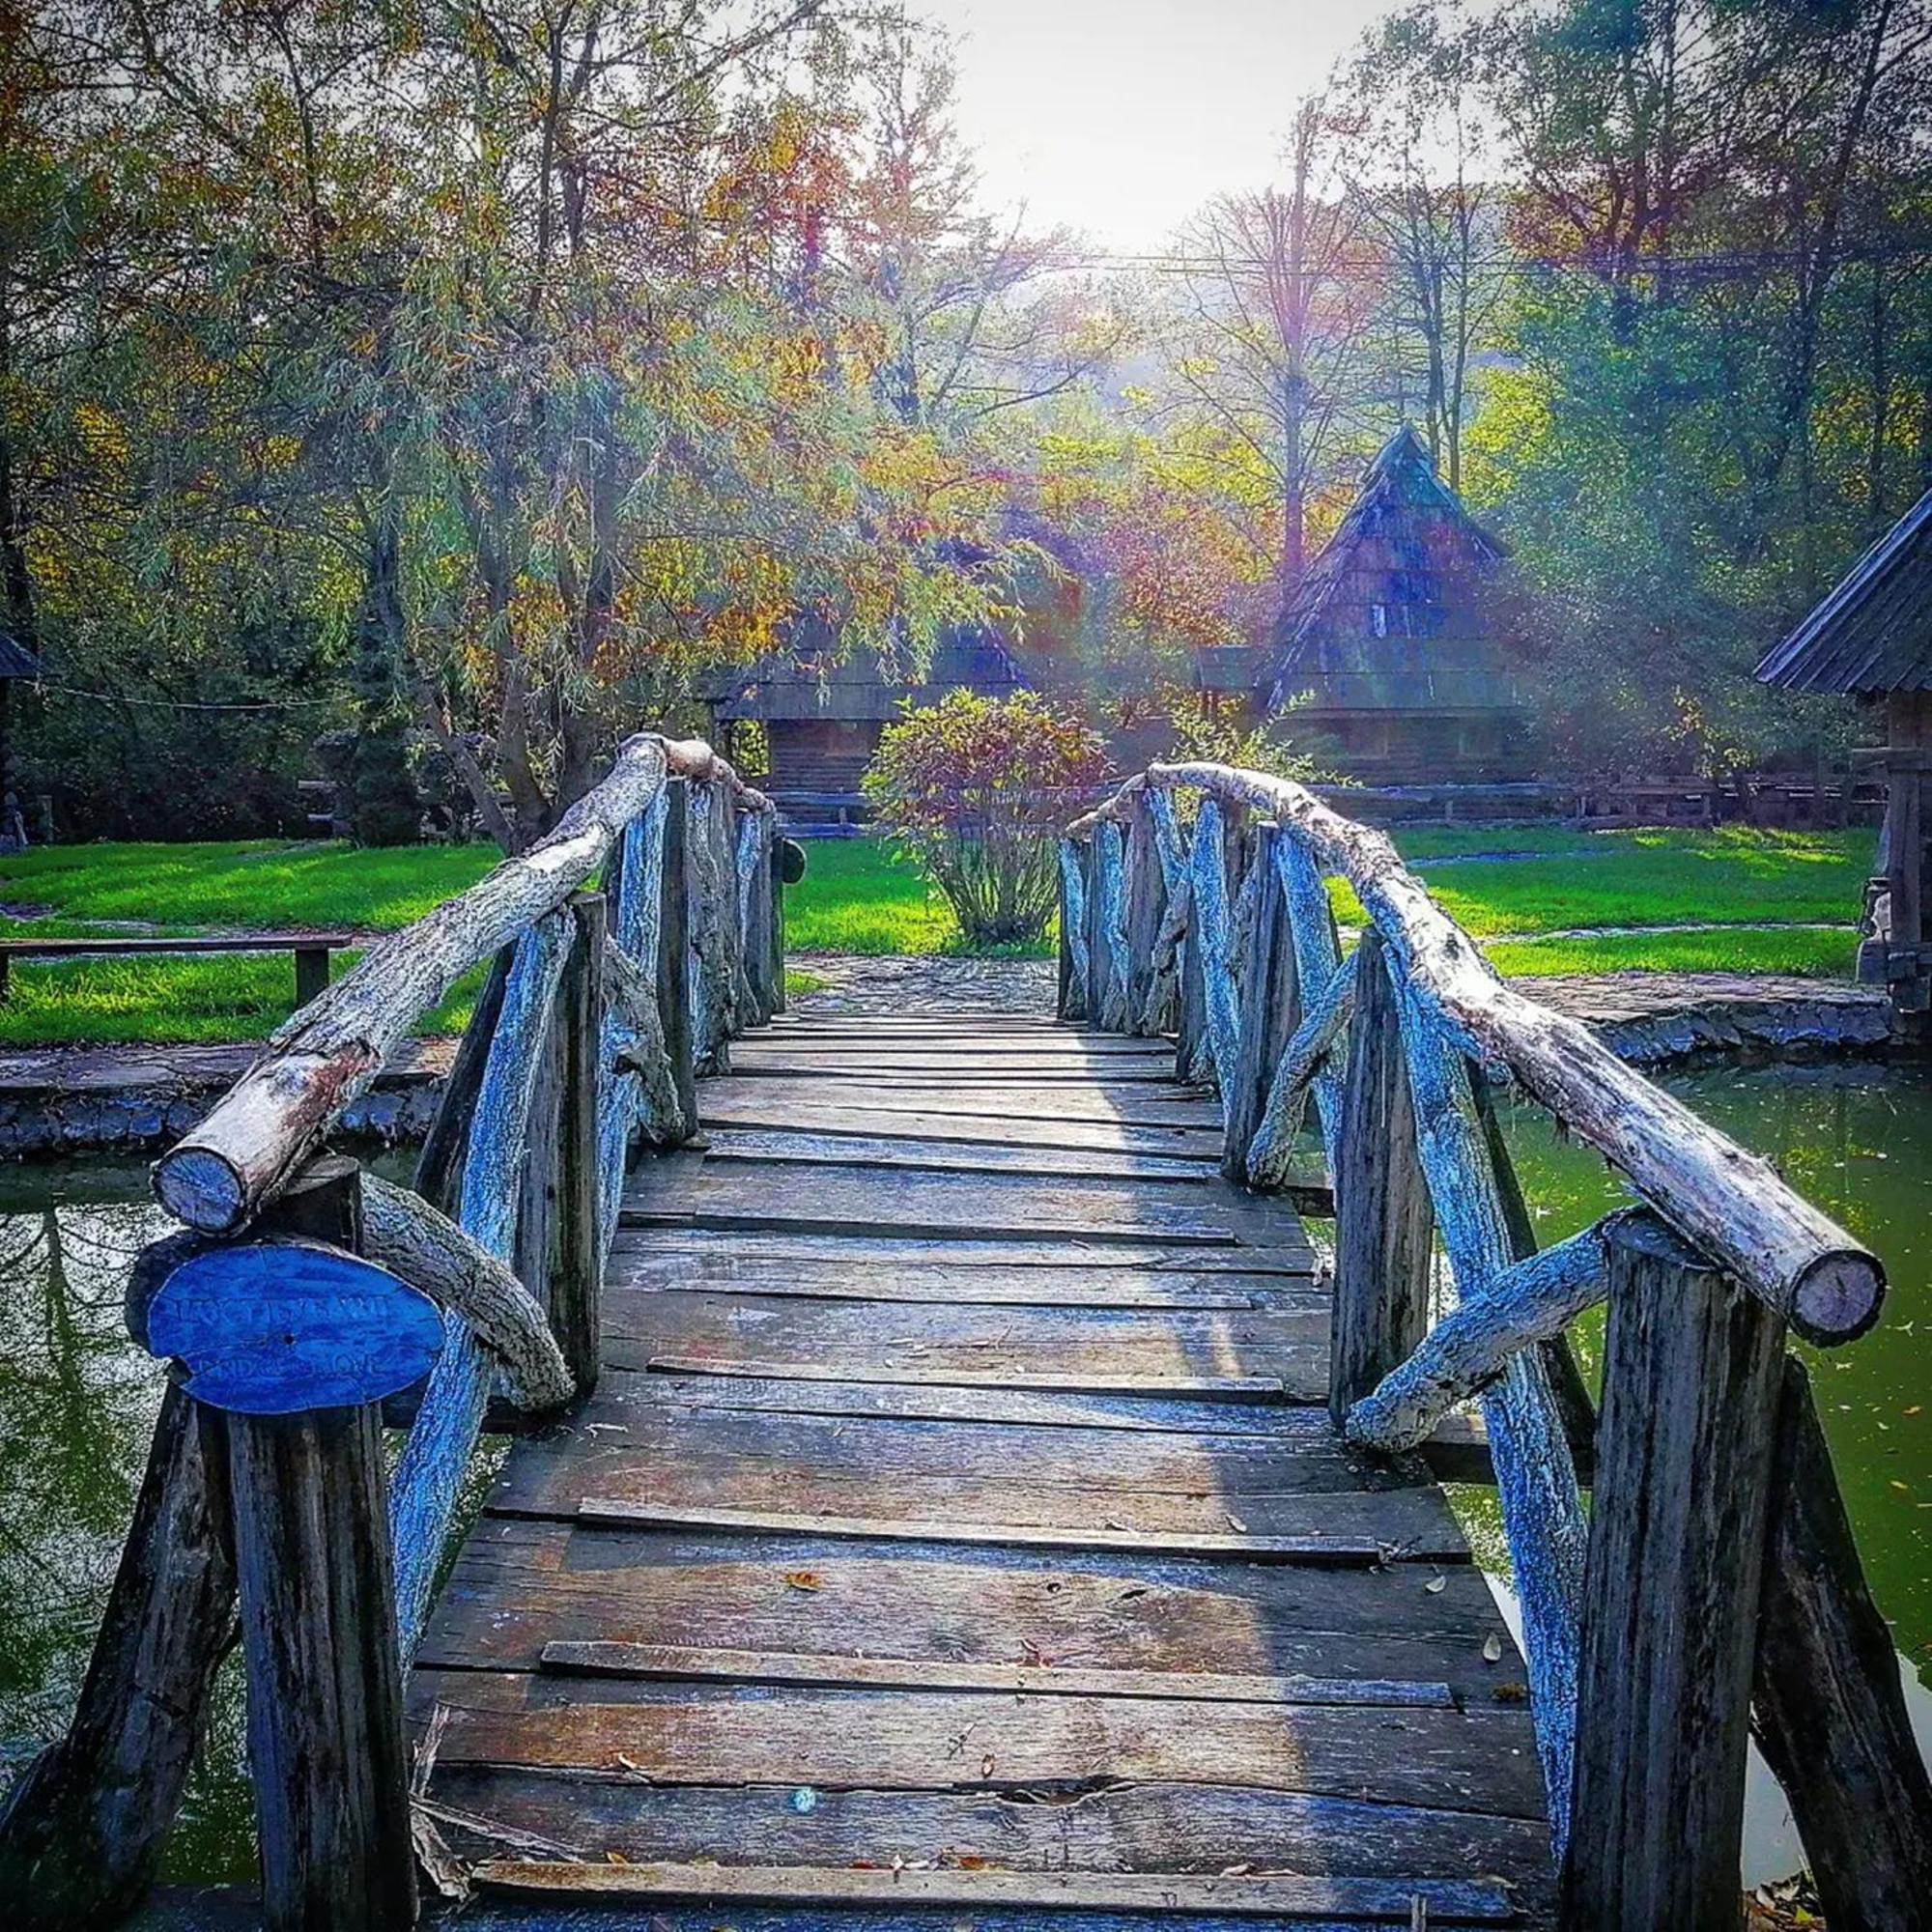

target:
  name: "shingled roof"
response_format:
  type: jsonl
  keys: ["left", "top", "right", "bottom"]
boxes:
{"left": 1261, "top": 423, "right": 1517, "bottom": 715}
{"left": 1755, "top": 487, "right": 1932, "bottom": 696}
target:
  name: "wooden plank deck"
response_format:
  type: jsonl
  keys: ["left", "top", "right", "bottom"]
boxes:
{"left": 412, "top": 1010, "right": 1555, "bottom": 1926}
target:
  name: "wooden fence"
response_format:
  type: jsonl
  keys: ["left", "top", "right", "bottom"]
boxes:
{"left": 1061, "top": 759, "right": 1932, "bottom": 1932}
{"left": 0, "top": 733, "right": 785, "bottom": 1932}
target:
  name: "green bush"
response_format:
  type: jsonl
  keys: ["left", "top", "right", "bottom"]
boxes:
{"left": 862, "top": 690, "right": 1108, "bottom": 949}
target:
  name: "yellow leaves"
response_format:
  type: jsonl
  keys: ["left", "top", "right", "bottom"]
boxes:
{"left": 782, "top": 1570, "right": 824, "bottom": 1592}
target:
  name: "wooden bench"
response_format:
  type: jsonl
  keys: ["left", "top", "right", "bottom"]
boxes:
{"left": 0, "top": 932, "right": 357, "bottom": 1008}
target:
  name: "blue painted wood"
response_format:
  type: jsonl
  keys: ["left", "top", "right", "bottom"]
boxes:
{"left": 1056, "top": 839, "right": 1090, "bottom": 1014}
{"left": 1189, "top": 799, "right": 1239, "bottom": 1093}
{"left": 390, "top": 909, "right": 575, "bottom": 1661}
{"left": 146, "top": 1239, "right": 442, "bottom": 1416}
{"left": 1275, "top": 836, "right": 1347, "bottom": 1173}
{"left": 1389, "top": 963, "right": 1586, "bottom": 1862}
{"left": 1094, "top": 821, "right": 1129, "bottom": 1030}
{"left": 599, "top": 800, "right": 668, "bottom": 1244}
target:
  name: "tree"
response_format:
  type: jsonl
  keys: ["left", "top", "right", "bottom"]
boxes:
{"left": 1162, "top": 99, "right": 1383, "bottom": 589}
{"left": 1345, "top": 3, "right": 1506, "bottom": 491}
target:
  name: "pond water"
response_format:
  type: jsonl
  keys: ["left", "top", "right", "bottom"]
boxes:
{"left": 0, "top": 1062, "right": 1926, "bottom": 1886}
{"left": 1496, "top": 1057, "right": 1932, "bottom": 1686}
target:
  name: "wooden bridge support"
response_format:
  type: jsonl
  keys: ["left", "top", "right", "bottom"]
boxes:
{"left": 229, "top": 1160, "right": 416, "bottom": 1932}
{"left": 1562, "top": 1212, "right": 1785, "bottom": 1932}
{"left": 1329, "top": 927, "right": 1433, "bottom": 1431}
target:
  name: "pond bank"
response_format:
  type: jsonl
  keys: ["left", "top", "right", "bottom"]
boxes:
{"left": 0, "top": 966, "right": 1895, "bottom": 1156}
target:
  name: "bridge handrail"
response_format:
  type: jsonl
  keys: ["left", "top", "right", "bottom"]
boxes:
{"left": 153, "top": 732, "right": 772, "bottom": 1236}
{"left": 0, "top": 731, "right": 790, "bottom": 1931}
{"left": 1065, "top": 760, "right": 1883, "bottom": 1343}
{"left": 1062, "top": 759, "right": 1930, "bottom": 1929}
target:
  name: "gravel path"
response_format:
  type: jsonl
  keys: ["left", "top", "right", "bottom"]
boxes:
{"left": 787, "top": 954, "right": 1890, "bottom": 1063}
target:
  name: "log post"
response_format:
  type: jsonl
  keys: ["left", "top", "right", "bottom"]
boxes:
{"left": 1085, "top": 822, "right": 1118, "bottom": 1031}
{"left": 551, "top": 891, "right": 606, "bottom": 1395}
{"left": 767, "top": 830, "right": 787, "bottom": 1016}
{"left": 412, "top": 949, "right": 513, "bottom": 1217}
{"left": 293, "top": 944, "right": 330, "bottom": 1009}
{"left": 743, "top": 819, "right": 775, "bottom": 1022}
{"left": 658, "top": 779, "right": 696, "bottom": 1130}
{"left": 1560, "top": 1210, "right": 1786, "bottom": 1932}
{"left": 0, "top": 1382, "right": 237, "bottom": 1930}
{"left": 1123, "top": 791, "right": 1167, "bottom": 1036}
{"left": 1329, "top": 927, "right": 1433, "bottom": 1429}
{"left": 1222, "top": 824, "right": 1299, "bottom": 1182}
{"left": 226, "top": 1158, "right": 417, "bottom": 1932}
{"left": 1056, "top": 838, "right": 1091, "bottom": 1022}
{"left": 1751, "top": 1356, "right": 1932, "bottom": 1930}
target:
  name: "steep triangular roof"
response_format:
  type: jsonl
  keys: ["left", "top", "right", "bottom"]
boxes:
{"left": 1754, "top": 487, "right": 1932, "bottom": 696}
{"left": 1261, "top": 424, "right": 1513, "bottom": 712}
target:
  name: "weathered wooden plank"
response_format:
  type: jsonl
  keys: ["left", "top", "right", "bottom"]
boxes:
{"left": 622, "top": 1156, "right": 1308, "bottom": 1249}
{"left": 1330, "top": 928, "right": 1433, "bottom": 1431}
{"left": 470, "top": 1858, "right": 1520, "bottom": 1921}
{"left": 573, "top": 1497, "right": 1457, "bottom": 1561}
{"left": 538, "top": 1640, "right": 1458, "bottom": 1709}
{"left": 701, "top": 1126, "right": 1219, "bottom": 1183}
{"left": 602, "top": 1290, "right": 1324, "bottom": 1370}
{"left": 1560, "top": 1211, "right": 1786, "bottom": 1932}
{"left": 420, "top": 1519, "right": 1518, "bottom": 1690}
{"left": 421, "top": 1770, "right": 1554, "bottom": 1913}
{"left": 605, "top": 1248, "right": 1300, "bottom": 1307}
{"left": 611, "top": 1228, "right": 1316, "bottom": 1272}
{"left": 496, "top": 1395, "right": 1382, "bottom": 1485}
{"left": 630, "top": 1359, "right": 1311, "bottom": 1400}
{"left": 725, "top": 1060, "right": 1191, "bottom": 1084}
{"left": 729, "top": 1037, "right": 1181, "bottom": 1064}
{"left": 594, "top": 1367, "right": 1329, "bottom": 1435}
{"left": 698, "top": 1093, "right": 1228, "bottom": 1159}
{"left": 1750, "top": 1355, "right": 1932, "bottom": 1932}
{"left": 695, "top": 1079, "right": 1224, "bottom": 1130}
{"left": 411, "top": 1670, "right": 1548, "bottom": 1818}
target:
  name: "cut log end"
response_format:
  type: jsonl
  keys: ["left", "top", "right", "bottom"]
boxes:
{"left": 152, "top": 1148, "right": 248, "bottom": 1235}
{"left": 1790, "top": 1250, "right": 1888, "bottom": 1347}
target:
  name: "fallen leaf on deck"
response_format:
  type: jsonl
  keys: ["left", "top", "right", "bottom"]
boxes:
{"left": 1482, "top": 1634, "right": 1503, "bottom": 1662}
{"left": 784, "top": 1571, "right": 824, "bottom": 1591}
{"left": 1225, "top": 1512, "right": 1249, "bottom": 1532}
{"left": 1424, "top": 1573, "right": 1447, "bottom": 1594}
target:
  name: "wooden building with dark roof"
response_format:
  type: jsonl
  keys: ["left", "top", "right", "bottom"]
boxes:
{"left": 1756, "top": 485, "right": 1932, "bottom": 1023}
{"left": 1259, "top": 424, "right": 1528, "bottom": 782}
{"left": 709, "top": 626, "right": 1031, "bottom": 801}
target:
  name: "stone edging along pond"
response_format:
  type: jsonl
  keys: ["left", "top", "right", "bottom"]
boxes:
{"left": 0, "top": 969, "right": 1898, "bottom": 1161}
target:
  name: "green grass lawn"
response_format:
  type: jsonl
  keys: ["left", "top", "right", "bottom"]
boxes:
{"left": 0, "top": 822, "right": 1874, "bottom": 1047}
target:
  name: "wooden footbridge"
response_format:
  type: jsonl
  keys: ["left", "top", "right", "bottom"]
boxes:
{"left": 3, "top": 739, "right": 1928, "bottom": 1932}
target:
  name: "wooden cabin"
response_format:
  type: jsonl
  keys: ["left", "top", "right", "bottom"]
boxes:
{"left": 1258, "top": 425, "right": 1529, "bottom": 782}
{"left": 710, "top": 626, "right": 1031, "bottom": 800}
{"left": 1755, "top": 486, "right": 1932, "bottom": 1028}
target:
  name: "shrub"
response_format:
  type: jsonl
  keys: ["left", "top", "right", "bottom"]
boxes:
{"left": 863, "top": 690, "right": 1109, "bottom": 948}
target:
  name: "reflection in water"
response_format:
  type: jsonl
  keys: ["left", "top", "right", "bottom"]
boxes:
{"left": 0, "top": 1168, "right": 256, "bottom": 1880}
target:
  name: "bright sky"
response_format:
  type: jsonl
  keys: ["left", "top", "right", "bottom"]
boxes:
{"left": 930, "top": 0, "right": 1405, "bottom": 253}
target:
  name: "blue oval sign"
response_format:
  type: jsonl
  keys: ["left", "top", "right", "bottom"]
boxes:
{"left": 147, "top": 1238, "right": 444, "bottom": 1415}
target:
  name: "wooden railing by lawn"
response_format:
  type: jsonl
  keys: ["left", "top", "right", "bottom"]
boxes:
{"left": 0, "top": 733, "right": 786, "bottom": 1932}
{"left": 1060, "top": 760, "right": 1932, "bottom": 1932}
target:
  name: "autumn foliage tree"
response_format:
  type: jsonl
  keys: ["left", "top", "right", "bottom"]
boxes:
{"left": 863, "top": 690, "right": 1108, "bottom": 947}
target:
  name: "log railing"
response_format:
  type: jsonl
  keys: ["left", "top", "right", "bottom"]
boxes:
{"left": 0, "top": 733, "right": 788, "bottom": 1932}
{"left": 1062, "top": 761, "right": 1932, "bottom": 1932}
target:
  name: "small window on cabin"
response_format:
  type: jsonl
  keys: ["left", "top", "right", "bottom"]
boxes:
{"left": 1370, "top": 602, "right": 1389, "bottom": 638}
